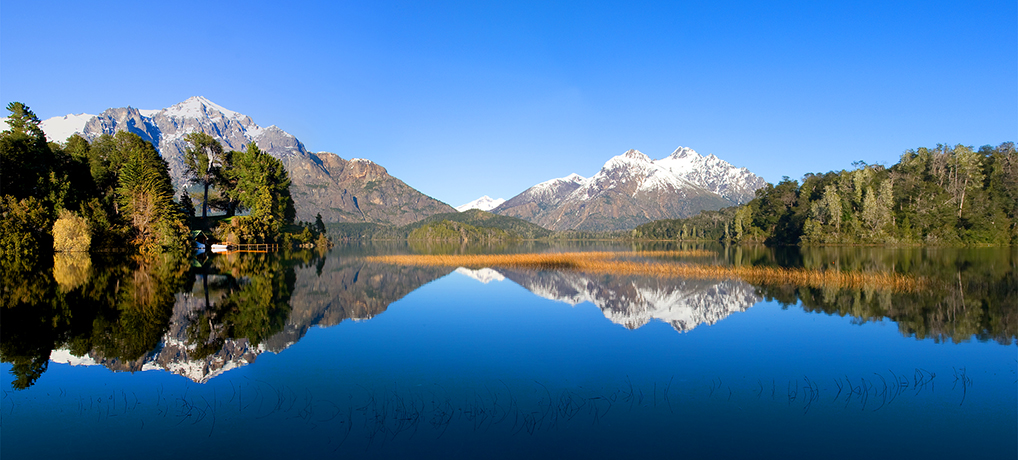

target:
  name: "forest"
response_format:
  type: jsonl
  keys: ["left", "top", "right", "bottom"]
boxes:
{"left": 634, "top": 142, "right": 1018, "bottom": 246}
{"left": 0, "top": 102, "right": 319, "bottom": 271}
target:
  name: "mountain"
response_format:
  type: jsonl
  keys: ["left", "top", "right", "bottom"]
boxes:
{"left": 494, "top": 148, "right": 766, "bottom": 231}
{"left": 655, "top": 146, "right": 766, "bottom": 203}
{"left": 39, "top": 96, "right": 454, "bottom": 225}
{"left": 492, "top": 173, "right": 586, "bottom": 223}
{"left": 455, "top": 195, "right": 506, "bottom": 212}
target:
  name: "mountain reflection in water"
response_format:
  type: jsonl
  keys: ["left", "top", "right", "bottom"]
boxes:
{"left": 46, "top": 255, "right": 454, "bottom": 384}
{"left": 468, "top": 267, "right": 760, "bottom": 332}
{"left": 42, "top": 259, "right": 760, "bottom": 384}
{"left": 2, "top": 245, "right": 1014, "bottom": 389}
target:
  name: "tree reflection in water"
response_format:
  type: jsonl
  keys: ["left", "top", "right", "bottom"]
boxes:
{"left": 2, "top": 244, "right": 1014, "bottom": 390}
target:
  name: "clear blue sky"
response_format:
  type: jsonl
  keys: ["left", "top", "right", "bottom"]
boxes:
{"left": 2, "top": 1, "right": 1015, "bottom": 207}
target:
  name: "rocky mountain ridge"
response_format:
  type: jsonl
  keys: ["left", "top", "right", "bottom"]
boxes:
{"left": 494, "top": 148, "right": 766, "bottom": 231}
{"left": 38, "top": 96, "right": 454, "bottom": 225}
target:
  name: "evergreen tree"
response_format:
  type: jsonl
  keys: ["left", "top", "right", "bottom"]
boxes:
{"left": 183, "top": 132, "right": 225, "bottom": 219}
{"left": 215, "top": 142, "right": 296, "bottom": 243}
{"left": 315, "top": 213, "right": 327, "bottom": 234}
{"left": 1, "top": 102, "right": 53, "bottom": 199}
{"left": 179, "top": 192, "right": 196, "bottom": 218}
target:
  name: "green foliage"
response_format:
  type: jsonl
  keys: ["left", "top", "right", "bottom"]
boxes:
{"left": 1, "top": 103, "right": 55, "bottom": 201}
{"left": 115, "top": 134, "right": 188, "bottom": 254}
{"left": 208, "top": 142, "right": 296, "bottom": 243}
{"left": 408, "top": 220, "right": 512, "bottom": 242}
{"left": 408, "top": 209, "right": 552, "bottom": 239}
{"left": 0, "top": 254, "right": 188, "bottom": 389}
{"left": 314, "top": 213, "right": 326, "bottom": 234}
{"left": 2, "top": 101, "right": 190, "bottom": 261}
{"left": 326, "top": 209, "right": 554, "bottom": 241}
{"left": 0, "top": 196, "right": 54, "bottom": 268}
{"left": 639, "top": 142, "right": 1017, "bottom": 246}
{"left": 632, "top": 207, "right": 738, "bottom": 242}
{"left": 179, "top": 192, "right": 196, "bottom": 218}
{"left": 747, "top": 246, "right": 1016, "bottom": 344}
{"left": 3, "top": 102, "right": 45, "bottom": 138}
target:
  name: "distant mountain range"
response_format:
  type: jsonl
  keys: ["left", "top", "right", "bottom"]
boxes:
{"left": 493, "top": 148, "right": 766, "bottom": 231}
{"left": 37, "top": 96, "right": 454, "bottom": 225}
{"left": 35, "top": 97, "right": 765, "bottom": 231}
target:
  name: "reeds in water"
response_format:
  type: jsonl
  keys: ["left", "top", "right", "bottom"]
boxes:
{"left": 635, "top": 249, "right": 717, "bottom": 258}
{"left": 365, "top": 252, "right": 925, "bottom": 292}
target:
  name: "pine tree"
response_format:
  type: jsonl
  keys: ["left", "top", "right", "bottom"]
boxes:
{"left": 183, "top": 132, "right": 225, "bottom": 219}
{"left": 315, "top": 213, "right": 326, "bottom": 234}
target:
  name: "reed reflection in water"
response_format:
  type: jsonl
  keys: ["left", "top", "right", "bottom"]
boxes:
{"left": 366, "top": 251, "right": 927, "bottom": 292}
{"left": 0, "top": 244, "right": 1014, "bottom": 459}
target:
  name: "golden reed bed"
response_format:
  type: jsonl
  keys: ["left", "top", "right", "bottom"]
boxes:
{"left": 364, "top": 251, "right": 925, "bottom": 292}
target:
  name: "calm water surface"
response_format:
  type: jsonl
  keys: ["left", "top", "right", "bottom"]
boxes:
{"left": 2, "top": 244, "right": 1015, "bottom": 459}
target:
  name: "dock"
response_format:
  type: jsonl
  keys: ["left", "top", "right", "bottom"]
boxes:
{"left": 210, "top": 242, "right": 279, "bottom": 254}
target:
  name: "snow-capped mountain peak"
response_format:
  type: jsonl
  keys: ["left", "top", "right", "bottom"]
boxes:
{"left": 667, "top": 146, "right": 698, "bottom": 159}
{"left": 562, "top": 173, "right": 585, "bottom": 183}
{"left": 456, "top": 195, "right": 506, "bottom": 212}
{"left": 622, "top": 148, "right": 652, "bottom": 161}
{"left": 494, "top": 146, "right": 766, "bottom": 231}
{"left": 163, "top": 95, "right": 246, "bottom": 121}
{"left": 603, "top": 149, "right": 652, "bottom": 170}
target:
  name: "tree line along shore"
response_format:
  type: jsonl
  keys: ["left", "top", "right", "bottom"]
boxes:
{"left": 4, "top": 100, "right": 1015, "bottom": 270}
{"left": 1, "top": 102, "right": 328, "bottom": 268}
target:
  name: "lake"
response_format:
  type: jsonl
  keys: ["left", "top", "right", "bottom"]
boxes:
{"left": 1, "top": 243, "right": 1015, "bottom": 459}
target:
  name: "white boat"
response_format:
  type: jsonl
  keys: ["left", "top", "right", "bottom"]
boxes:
{"left": 210, "top": 243, "right": 231, "bottom": 253}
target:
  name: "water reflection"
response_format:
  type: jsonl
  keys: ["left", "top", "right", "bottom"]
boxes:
{"left": 20, "top": 251, "right": 454, "bottom": 385}
{"left": 2, "top": 245, "right": 1015, "bottom": 459}
{"left": 478, "top": 268, "right": 759, "bottom": 332}
{"left": 744, "top": 246, "right": 1018, "bottom": 345}
{"left": 2, "top": 245, "right": 1014, "bottom": 390}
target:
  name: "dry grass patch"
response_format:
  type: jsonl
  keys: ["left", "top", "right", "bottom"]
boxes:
{"left": 635, "top": 249, "right": 716, "bottom": 258}
{"left": 365, "top": 252, "right": 926, "bottom": 292}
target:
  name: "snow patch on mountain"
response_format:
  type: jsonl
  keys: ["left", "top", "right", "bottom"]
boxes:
{"left": 506, "top": 173, "right": 586, "bottom": 205}
{"left": 531, "top": 173, "right": 586, "bottom": 193}
{"left": 39, "top": 113, "right": 96, "bottom": 143}
{"left": 455, "top": 195, "right": 506, "bottom": 212}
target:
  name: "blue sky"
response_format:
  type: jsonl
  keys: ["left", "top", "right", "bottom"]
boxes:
{"left": 2, "top": 1, "right": 1015, "bottom": 207}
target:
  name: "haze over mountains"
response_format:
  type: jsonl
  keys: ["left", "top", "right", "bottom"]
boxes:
{"left": 36, "top": 97, "right": 766, "bottom": 231}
